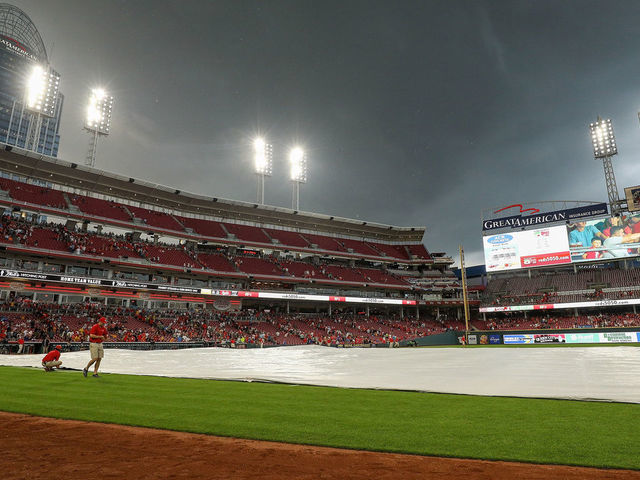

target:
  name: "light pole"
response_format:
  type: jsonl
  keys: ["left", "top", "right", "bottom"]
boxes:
{"left": 84, "top": 88, "right": 114, "bottom": 168}
{"left": 253, "top": 137, "right": 273, "bottom": 204}
{"left": 24, "top": 64, "right": 60, "bottom": 152}
{"left": 589, "top": 117, "right": 621, "bottom": 215}
{"left": 289, "top": 146, "right": 307, "bottom": 210}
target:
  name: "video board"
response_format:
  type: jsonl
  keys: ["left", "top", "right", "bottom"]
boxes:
{"left": 484, "top": 215, "right": 640, "bottom": 272}
{"left": 483, "top": 226, "right": 571, "bottom": 272}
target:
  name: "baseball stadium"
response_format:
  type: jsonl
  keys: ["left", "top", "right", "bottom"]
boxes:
{"left": 1, "top": 3, "right": 639, "bottom": 479}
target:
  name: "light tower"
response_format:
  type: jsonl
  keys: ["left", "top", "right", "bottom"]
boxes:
{"left": 253, "top": 137, "right": 273, "bottom": 204}
{"left": 84, "top": 88, "right": 114, "bottom": 168}
{"left": 23, "top": 64, "right": 60, "bottom": 152}
{"left": 589, "top": 117, "right": 621, "bottom": 215}
{"left": 289, "top": 146, "right": 307, "bottom": 210}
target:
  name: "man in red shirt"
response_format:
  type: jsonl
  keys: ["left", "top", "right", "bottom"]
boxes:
{"left": 83, "top": 317, "right": 107, "bottom": 378}
{"left": 42, "top": 345, "right": 62, "bottom": 371}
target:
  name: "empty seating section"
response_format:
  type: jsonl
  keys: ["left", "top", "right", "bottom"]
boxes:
{"left": 484, "top": 268, "right": 640, "bottom": 306}
{"left": 127, "top": 205, "right": 185, "bottom": 232}
{"left": 339, "top": 238, "right": 381, "bottom": 256}
{"left": 142, "top": 245, "right": 198, "bottom": 268}
{"left": 263, "top": 228, "right": 310, "bottom": 248}
{"left": 323, "top": 264, "right": 366, "bottom": 283}
{"left": 196, "top": 253, "right": 237, "bottom": 273}
{"left": 278, "top": 259, "right": 331, "bottom": 280}
{"left": 83, "top": 235, "right": 142, "bottom": 259}
{"left": 222, "top": 223, "right": 271, "bottom": 244}
{"left": 234, "top": 256, "right": 285, "bottom": 276}
{"left": 0, "top": 178, "right": 66, "bottom": 209}
{"left": 407, "top": 244, "right": 430, "bottom": 259}
{"left": 0, "top": 178, "right": 433, "bottom": 266}
{"left": 70, "top": 195, "right": 132, "bottom": 222}
{"left": 300, "top": 233, "right": 346, "bottom": 252}
{"left": 369, "top": 242, "right": 410, "bottom": 260}
{"left": 177, "top": 216, "right": 226, "bottom": 238}
{"left": 24, "top": 228, "right": 70, "bottom": 252}
{"left": 358, "top": 267, "right": 408, "bottom": 286}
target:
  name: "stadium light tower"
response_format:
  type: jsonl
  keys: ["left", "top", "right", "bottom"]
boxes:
{"left": 289, "top": 146, "right": 307, "bottom": 210}
{"left": 84, "top": 88, "right": 114, "bottom": 168}
{"left": 23, "top": 64, "right": 60, "bottom": 151}
{"left": 589, "top": 117, "right": 621, "bottom": 215}
{"left": 253, "top": 137, "right": 273, "bottom": 204}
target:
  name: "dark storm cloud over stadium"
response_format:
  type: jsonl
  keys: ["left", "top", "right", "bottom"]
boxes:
{"left": 11, "top": 0, "right": 640, "bottom": 265}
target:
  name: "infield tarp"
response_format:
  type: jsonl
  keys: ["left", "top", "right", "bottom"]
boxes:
{"left": 2, "top": 345, "right": 639, "bottom": 403}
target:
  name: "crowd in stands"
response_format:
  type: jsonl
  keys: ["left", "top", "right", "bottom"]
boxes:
{"left": 477, "top": 312, "right": 640, "bottom": 331}
{"left": 0, "top": 298, "right": 462, "bottom": 349}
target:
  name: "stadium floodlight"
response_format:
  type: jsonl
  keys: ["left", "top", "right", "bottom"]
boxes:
{"left": 253, "top": 137, "right": 273, "bottom": 204}
{"left": 589, "top": 118, "right": 617, "bottom": 159}
{"left": 85, "top": 88, "right": 114, "bottom": 135}
{"left": 289, "top": 147, "right": 307, "bottom": 183}
{"left": 289, "top": 146, "right": 307, "bottom": 210}
{"left": 84, "top": 88, "right": 115, "bottom": 167}
{"left": 253, "top": 137, "right": 273, "bottom": 176}
{"left": 25, "top": 64, "right": 60, "bottom": 118}
{"left": 589, "top": 116, "right": 620, "bottom": 215}
{"left": 22, "top": 64, "right": 60, "bottom": 152}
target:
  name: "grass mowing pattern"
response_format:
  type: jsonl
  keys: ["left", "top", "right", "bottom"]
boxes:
{"left": 1, "top": 366, "right": 638, "bottom": 470}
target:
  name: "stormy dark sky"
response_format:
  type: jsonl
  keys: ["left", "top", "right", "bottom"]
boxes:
{"left": 9, "top": 0, "right": 640, "bottom": 265}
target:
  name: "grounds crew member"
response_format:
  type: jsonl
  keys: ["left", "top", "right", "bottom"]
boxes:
{"left": 42, "top": 345, "right": 62, "bottom": 371}
{"left": 83, "top": 317, "right": 107, "bottom": 378}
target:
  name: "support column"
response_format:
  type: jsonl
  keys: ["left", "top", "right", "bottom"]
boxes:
{"left": 366, "top": 305, "right": 369, "bottom": 317}
{"left": 286, "top": 301, "right": 290, "bottom": 314}
{"left": 328, "top": 303, "right": 332, "bottom": 316}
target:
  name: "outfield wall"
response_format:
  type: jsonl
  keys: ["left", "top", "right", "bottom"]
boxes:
{"left": 464, "top": 327, "right": 640, "bottom": 345}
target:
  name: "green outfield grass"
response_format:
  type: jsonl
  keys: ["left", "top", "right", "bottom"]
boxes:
{"left": 0, "top": 365, "right": 638, "bottom": 470}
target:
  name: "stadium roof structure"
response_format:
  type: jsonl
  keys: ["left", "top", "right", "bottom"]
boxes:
{"left": 0, "top": 146, "right": 426, "bottom": 243}
{"left": 0, "top": 3, "right": 47, "bottom": 61}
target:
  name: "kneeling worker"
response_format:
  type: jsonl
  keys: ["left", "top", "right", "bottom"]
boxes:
{"left": 42, "top": 345, "right": 63, "bottom": 371}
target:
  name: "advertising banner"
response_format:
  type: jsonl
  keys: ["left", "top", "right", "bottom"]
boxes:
{"left": 600, "top": 331, "right": 638, "bottom": 343}
{"left": 483, "top": 226, "right": 571, "bottom": 272}
{"left": 482, "top": 203, "right": 608, "bottom": 231}
{"left": 489, "top": 334, "right": 502, "bottom": 344}
{"left": 565, "top": 333, "right": 600, "bottom": 344}
{"left": 625, "top": 186, "right": 640, "bottom": 213}
{"left": 533, "top": 334, "right": 565, "bottom": 343}
{"left": 503, "top": 334, "right": 534, "bottom": 344}
{"left": 483, "top": 213, "right": 640, "bottom": 272}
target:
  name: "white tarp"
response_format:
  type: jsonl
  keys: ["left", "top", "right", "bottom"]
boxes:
{"left": 2, "top": 345, "right": 639, "bottom": 403}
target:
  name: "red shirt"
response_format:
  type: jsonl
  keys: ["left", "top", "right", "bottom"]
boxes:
{"left": 89, "top": 324, "right": 108, "bottom": 343}
{"left": 42, "top": 350, "right": 60, "bottom": 363}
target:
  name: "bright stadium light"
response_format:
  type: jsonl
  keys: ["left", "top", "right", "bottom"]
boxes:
{"left": 25, "top": 64, "right": 60, "bottom": 117}
{"left": 84, "top": 88, "right": 115, "bottom": 167}
{"left": 289, "top": 146, "right": 307, "bottom": 210}
{"left": 253, "top": 137, "right": 273, "bottom": 176}
{"left": 85, "top": 88, "right": 114, "bottom": 135}
{"left": 253, "top": 137, "right": 273, "bottom": 204}
{"left": 589, "top": 116, "right": 620, "bottom": 215}
{"left": 289, "top": 146, "right": 307, "bottom": 183}
{"left": 22, "top": 64, "right": 60, "bottom": 152}
{"left": 589, "top": 118, "right": 617, "bottom": 158}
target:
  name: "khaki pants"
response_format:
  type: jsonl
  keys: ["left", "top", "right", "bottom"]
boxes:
{"left": 90, "top": 342, "right": 104, "bottom": 360}
{"left": 43, "top": 360, "right": 62, "bottom": 369}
